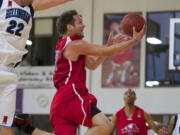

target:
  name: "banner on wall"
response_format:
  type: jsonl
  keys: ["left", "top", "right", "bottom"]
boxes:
{"left": 15, "top": 66, "right": 54, "bottom": 88}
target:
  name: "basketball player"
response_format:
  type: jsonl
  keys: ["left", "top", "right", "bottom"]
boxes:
{"left": 50, "top": 10, "right": 146, "bottom": 135}
{"left": 169, "top": 114, "right": 180, "bottom": 135}
{"left": 0, "top": 0, "right": 72, "bottom": 135}
{"left": 111, "top": 89, "right": 169, "bottom": 135}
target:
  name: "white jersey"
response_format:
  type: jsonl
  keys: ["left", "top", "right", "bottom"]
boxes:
{"left": 0, "top": 0, "right": 33, "bottom": 68}
{"left": 173, "top": 114, "right": 180, "bottom": 135}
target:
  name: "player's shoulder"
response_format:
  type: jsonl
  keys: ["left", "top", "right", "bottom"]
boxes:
{"left": 28, "top": 5, "right": 34, "bottom": 17}
{"left": 69, "top": 39, "right": 87, "bottom": 46}
{"left": 116, "top": 107, "right": 125, "bottom": 115}
{"left": 135, "top": 105, "right": 144, "bottom": 111}
{"left": 111, "top": 114, "right": 117, "bottom": 121}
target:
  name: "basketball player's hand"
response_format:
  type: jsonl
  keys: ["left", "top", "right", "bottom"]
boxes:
{"left": 106, "top": 32, "right": 114, "bottom": 46}
{"left": 132, "top": 24, "right": 146, "bottom": 42}
{"left": 113, "top": 33, "right": 130, "bottom": 43}
{"left": 107, "top": 32, "right": 130, "bottom": 46}
{"left": 157, "top": 127, "right": 170, "bottom": 135}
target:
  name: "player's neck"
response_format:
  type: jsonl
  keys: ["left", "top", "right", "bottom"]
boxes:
{"left": 63, "top": 33, "right": 73, "bottom": 38}
{"left": 63, "top": 33, "right": 82, "bottom": 39}
{"left": 125, "top": 105, "right": 135, "bottom": 112}
{"left": 125, "top": 105, "right": 135, "bottom": 118}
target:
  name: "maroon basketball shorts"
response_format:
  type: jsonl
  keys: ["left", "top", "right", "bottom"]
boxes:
{"left": 50, "top": 84, "right": 101, "bottom": 135}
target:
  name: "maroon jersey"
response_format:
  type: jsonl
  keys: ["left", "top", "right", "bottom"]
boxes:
{"left": 116, "top": 106, "right": 148, "bottom": 135}
{"left": 53, "top": 36, "right": 88, "bottom": 95}
{"left": 50, "top": 36, "right": 97, "bottom": 132}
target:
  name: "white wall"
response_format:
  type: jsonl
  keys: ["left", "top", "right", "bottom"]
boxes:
{"left": 22, "top": 0, "right": 180, "bottom": 115}
{"left": 23, "top": 89, "right": 56, "bottom": 114}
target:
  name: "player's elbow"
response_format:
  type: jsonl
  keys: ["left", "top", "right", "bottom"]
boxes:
{"left": 86, "top": 65, "right": 98, "bottom": 70}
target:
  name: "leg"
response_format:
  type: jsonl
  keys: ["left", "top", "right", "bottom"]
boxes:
{"left": 32, "top": 128, "right": 53, "bottom": 135}
{"left": 0, "top": 126, "right": 14, "bottom": 135}
{"left": 51, "top": 116, "right": 78, "bottom": 135}
{"left": 0, "top": 71, "right": 18, "bottom": 135}
{"left": 13, "top": 114, "right": 53, "bottom": 135}
{"left": 84, "top": 112, "right": 113, "bottom": 135}
{"left": 50, "top": 94, "right": 78, "bottom": 135}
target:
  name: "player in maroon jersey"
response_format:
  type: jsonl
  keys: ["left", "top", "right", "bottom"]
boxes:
{"left": 50, "top": 10, "right": 146, "bottom": 135}
{"left": 111, "top": 89, "right": 169, "bottom": 135}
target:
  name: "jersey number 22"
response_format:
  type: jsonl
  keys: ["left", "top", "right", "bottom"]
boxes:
{"left": 6, "top": 20, "right": 24, "bottom": 37}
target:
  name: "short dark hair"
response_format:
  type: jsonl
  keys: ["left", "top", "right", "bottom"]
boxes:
{"left": 124, "top": 89, "right": 136, "bottom": 96}
{"left": 56, "top": 10, "right": 78, "bottom": 35}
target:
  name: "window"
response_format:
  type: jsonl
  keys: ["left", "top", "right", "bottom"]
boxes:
{"left": 21, "top": 18, "right": 59, "bottom": 66}
{"left": 15, "top": 18, "right": 59, "bottom": 89}
{"left": 146, "top": 11, "right": 180, "bottom": 87}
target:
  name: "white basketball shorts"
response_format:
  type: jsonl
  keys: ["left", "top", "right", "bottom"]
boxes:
{"left": 0, "top": 69, "right": 18, "bottom": 127}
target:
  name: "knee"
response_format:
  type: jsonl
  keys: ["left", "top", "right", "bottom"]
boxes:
{"left": 102, "top": 121, "right": 113, "bottom": 135}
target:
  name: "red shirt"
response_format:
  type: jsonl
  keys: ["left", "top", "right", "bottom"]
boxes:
{"left": 116, "top": 106, "right": 148, "bottom": 135}
{"left": 53, "top": 36, "right": 89, "bottom": 95}
{"left": 50, "top": 37, "right": 97, "bottom": 131}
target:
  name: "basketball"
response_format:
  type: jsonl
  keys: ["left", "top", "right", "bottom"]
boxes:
{"left": 120, "top": 13, "right": 146, "bottom": 37}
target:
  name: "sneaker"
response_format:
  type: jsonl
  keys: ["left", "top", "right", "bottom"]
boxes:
{"left": 13, "top": 114, "right": 31, "bottom": 130}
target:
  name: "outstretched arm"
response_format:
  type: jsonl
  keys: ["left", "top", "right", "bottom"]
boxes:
{"left": 32, "top": 0, "right": 72, "bottom": 11}
{"left": 85, "top": 26, "right": 145, "bottom": 70}
{"left": 63, "top": 25, "right": 146, "bottom": 64}
{"left": 85, "top": 31, "right": 130, "bottom": 70}
{"left": 85, "top": 32, "right": 114, "bottom": 70}
{"left": 144, "top": 112, "right": 160, "bottom": 133}
{"left": 169, "top": 115, "right": 176, "bottom": 134}
{"left": 144, "top": 112, "right": 170, "bottom": 135}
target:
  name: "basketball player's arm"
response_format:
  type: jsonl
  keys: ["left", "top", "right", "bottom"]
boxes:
{"left": 64, "top": 25, "right": 146, "bottom": 64}
{"left": 111, "top": 114, "right": 117, "bottom": 135}
{"left": 169, "top": 116, "right": 175, "bottom": 134}
{"left": 144, "top": 112, "right": 170, "bottom": 135}
{"left": 85, "top": 32, "right": 130, "bottom": 70}
{"left": 85, "top": 26, "right": 146, "bottom": 70}
{"left": 85, "top": 32, "right": 114, "bottom": 70}
{"left": 144, "top": 112, "right": 160, "bottom": 133}
{"left": 64, "top": 38, "right": 137, "bottom": 63}
{"left": 32, "top": 0, "right": 72, "bottom": 11}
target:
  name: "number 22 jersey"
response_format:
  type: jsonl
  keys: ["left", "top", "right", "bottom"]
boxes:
{"left": 0, "top": 0, "right": 33, "bottom": 67}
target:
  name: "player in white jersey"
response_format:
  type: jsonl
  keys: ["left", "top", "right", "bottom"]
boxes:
{"left": 0, "top": 0, "right": 72, "bottom": 135}
{"left": 170, "top": 114, "right": 180, "bottom": 135}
